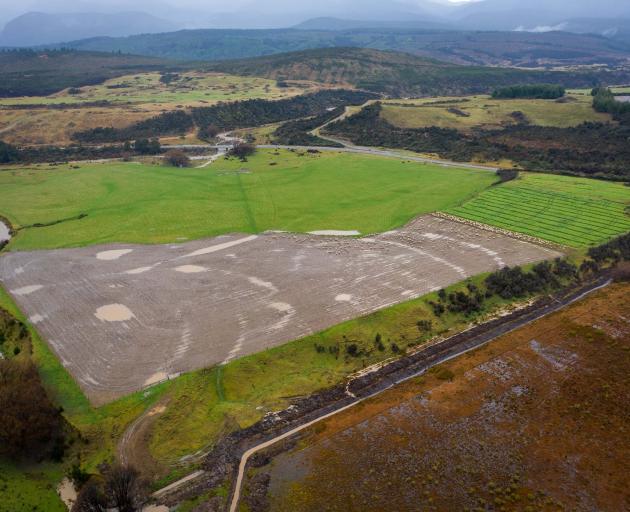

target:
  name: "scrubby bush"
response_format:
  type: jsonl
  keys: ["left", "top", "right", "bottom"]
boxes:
{"left": 346, "top": 343, "right": 359, "bottom": 357}
{"left": 0, "top": 358, "right": 65, "bottom": 460}
{"left": 198, "top": 124, "right": 220, "bottom": 141}
{"left": 492, "top": 84, "right": 565, "bottom": 99}
{"left": 164, "top": 149, "right": 190, "bottom": 168}
{"left": 134, "top": 138, "right": 161, "bottom": 155}
{"left": 496, "top": 169, "right": 519, "bottom": 183}
{"left": 72, "top": 464, "right": 147, "bottom": 512}
{"left": 228, "top": 142, "right": 256, "bottom": 160}
{"left": 0, "top": 140, "right": 19, "bottom": 163}
{"left": 417, "top": 320, "right": 433, "bottom": 333}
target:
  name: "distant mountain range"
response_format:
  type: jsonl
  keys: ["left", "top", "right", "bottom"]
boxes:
{"left": 47, "top": 27, "right": 630, "bottom": 69}
{"left": 1, "top": 0, "right": 630, "bottom": 53}
{"left": 0, "top": 11, "right": 179, "bottom": 47}
{"left": 3, "top": 0, "right": 630, "bottom": 41}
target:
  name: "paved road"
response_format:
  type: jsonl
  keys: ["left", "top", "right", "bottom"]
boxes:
{"left": 258, "top": 143, "right": 498, "bottom": 171}
{"left": 164, "top": 141, "right": 497, "bottom": 172}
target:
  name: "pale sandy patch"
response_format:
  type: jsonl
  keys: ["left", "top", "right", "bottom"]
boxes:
{"left": 308, "top": 230, "right": 360, "bottom": 236}
{"left": 57, "top": 478, "right": 77, "bottom": 510}
{"left": 125, "top": 266, "right": 153, "bottom": 275}
{"left": 144, "top": 371, "right": 168, "bottom": 386}
{"left": 181, "top": 235, "right": 258, "bottom": 258}
{"left": 30, "top": 314, "right": 46, "bottom": 324}
{"left": 335, "top": 294, "right": 353, "bottom": 302}
{"left": 95, "top": 304, "right": 135, "bottom": 322}
{"left": 269, "top": 302, "right": 293, "bottom": 313}
{"left": 175, "top": 265, "right": 207, "bottom": 274}
{"left": 249, "top": 276, "right": 277, "bottom": 291}
{"left": 12, "top": 284, "right": 43, "bottom": 296}
{"left": 96, "top": 249, "right": 133, "bottom": 261}
{"left": 148, "top": 405, "right": 167, "bottom": 416}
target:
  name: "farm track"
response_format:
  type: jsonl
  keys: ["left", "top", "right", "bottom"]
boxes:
{"left": 149, "top": 276, "right": 612, "bottom": 510}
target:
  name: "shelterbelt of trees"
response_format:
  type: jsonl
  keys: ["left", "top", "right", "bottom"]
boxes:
{"left": 492, "top": 84, "right": 566, "bottom": 99}
{"left": 323, "top": 102, "right": 630, "bottom": 181}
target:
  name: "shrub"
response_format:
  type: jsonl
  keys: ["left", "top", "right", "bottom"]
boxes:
{"left": 228, "top": 142, "right": 256, "bottom": 160}
{"left": 134, "top": 138, "right": 161, "bottom": 155}
{"left": 69, "top": 465, "right": 91, "bottom": 489}
{"left": 198, "top": 124, "right": 220, "bottom": 140}
{"left": 417, "top": 320, "right": 433, "bottom": 333}
{"left": 346, "top": 343, "right": 359, "bottom": 357}
{"left": 0, "top": 140, "right": 19, "bottom": 163}
{"left": 496, "top": 169, "right": 519, "bottom": 183}
{"left": 164, "top": 149, "right": 191, "bottom": 168}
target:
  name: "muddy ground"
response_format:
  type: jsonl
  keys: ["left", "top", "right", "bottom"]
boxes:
{"left": 0, "top": 215, "right": 558, "bottom": 405}
{"left": 254, "top": 283, "right": 630, "bottom": 512}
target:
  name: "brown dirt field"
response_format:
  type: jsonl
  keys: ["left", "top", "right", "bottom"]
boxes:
{"left": 0, "top": 215, "right": 558, "bottom": 405}
{"left": 0, "top": 106, "right": 159, "bottom": 145}
{"left": 258, "top": 283, "right": 630, "bottom": 512}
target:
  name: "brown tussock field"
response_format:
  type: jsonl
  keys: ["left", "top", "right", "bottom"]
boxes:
{"left": 255, "top": 283, "right": 630, "bottom": 512}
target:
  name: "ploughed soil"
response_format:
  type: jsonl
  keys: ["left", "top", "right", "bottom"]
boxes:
{"left": 249, "top": 283, "right": 630, "bottom": 512}
{"left": 0, "top": 215, "right": 557, "bottom": 405}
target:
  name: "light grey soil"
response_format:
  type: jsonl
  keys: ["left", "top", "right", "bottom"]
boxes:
{"left": 0, "top": 215, "right": 560, "bottom": 405}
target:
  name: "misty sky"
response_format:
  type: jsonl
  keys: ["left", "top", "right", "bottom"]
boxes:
{"left": 0, "top": 0, "right": 474, "bottom": 16}
{"left": 1, "top": 0, "right": 628, "bottom": 32}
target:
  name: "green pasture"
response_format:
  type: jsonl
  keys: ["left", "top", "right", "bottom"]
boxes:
{"left": 0, "top": 149, "right": 496, "bottom": 250}
{"left": 0, "top": 72, "right": 307, "bottom": 107}
{"left": 447, "top": 173, "right": 630, "bottom": 247}
{"left": 381, "top": 92, "right": 611, "bottom": 131}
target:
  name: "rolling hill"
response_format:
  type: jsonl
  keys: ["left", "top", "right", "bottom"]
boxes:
{"left": 0, "top": 49, "right": 186, "bottom": 97}
{"left": 203, "top": 47, "right": 630, "bottom": 97}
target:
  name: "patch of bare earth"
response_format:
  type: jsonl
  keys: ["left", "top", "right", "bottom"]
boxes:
{"left": 256, "top": 283, "right": 630, "bottom": 512}
{"left": 0, "top": 215, "right": 559, "bottom": 405}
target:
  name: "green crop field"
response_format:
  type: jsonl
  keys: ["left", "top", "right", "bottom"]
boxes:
{"left": 381, "top": 92, "right": 611, "bottom": 131}
{"left": 0, "top": 72, "right": 312, "bottom": 107}
{"left": 447, "top": 173, "right": 630, "bottom": 247}
{"left": 0, "top": 149, "right": 496, "bottom": 251}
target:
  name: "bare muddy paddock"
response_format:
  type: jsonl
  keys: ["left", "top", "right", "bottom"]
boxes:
{"left": 0, "top": 215, "right": 559, "bottom": 405}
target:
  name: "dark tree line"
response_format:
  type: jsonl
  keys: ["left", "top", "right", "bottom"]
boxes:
{"left": 71, "top": 90, "right": 378, "bottom": 144}
{"left": 492, "top": 84, "right": 565, "bottom": 99}
{"left": 272, "top": 106, "right": 346, "bottom": 147}
{"left": 591, "top": 87, "right": 630, "bottom": 117}
{"left": 0, "top": 138, "right": 162, "bottom": 165}
{"left": 0, "top": 308, "right": 66, "bottom": 461}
